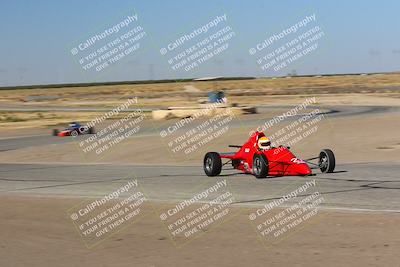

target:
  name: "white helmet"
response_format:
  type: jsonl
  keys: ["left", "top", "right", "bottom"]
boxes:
{"left": 258, "top": 136, "right": 271, "bottom": 150}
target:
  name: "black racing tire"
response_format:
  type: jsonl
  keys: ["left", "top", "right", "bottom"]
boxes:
{"left": 253, "top": 154, "right": 269, "bottom": 179}
{"left": 203, "top": 152, "right": 222, "bottom": 177}
{"left": 70, "top": 130, "right": 79, "bottom": 137}
{"left": 88, "top": 127, "right": 95, "bottom": 134}
{"left": 52, "top": 129, "right": 59, "bottom": 136}
{"left": 319, "top": 149, "right": 335, "bottom": 173}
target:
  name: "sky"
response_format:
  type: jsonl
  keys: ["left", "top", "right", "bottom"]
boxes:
{"left": 0, "top": 0, "right": 399, "bottom": 86}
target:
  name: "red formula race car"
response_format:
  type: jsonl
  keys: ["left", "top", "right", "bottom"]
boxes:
{"left": 52, "top": 122, "right": 95, "bottom": 137}
{"left": 203, "top": 131, "right": 335, "bottom": 178}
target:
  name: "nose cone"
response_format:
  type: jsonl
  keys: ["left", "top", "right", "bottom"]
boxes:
{"left": 297, "top": 164, "right": 312, "bottom": 176}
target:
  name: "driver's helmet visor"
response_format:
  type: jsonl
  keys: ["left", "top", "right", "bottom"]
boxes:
{"left": 260, "top": 141, "right": 271, "bottom": 147}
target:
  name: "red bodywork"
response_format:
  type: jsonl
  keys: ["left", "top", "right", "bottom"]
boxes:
{"left": 221, "top": 132, "right": 312, "bottom": 176}
{"left": 57, "top": 130, "right": 73, "bottom": 137}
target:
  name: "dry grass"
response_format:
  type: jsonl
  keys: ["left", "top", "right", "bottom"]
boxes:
{"left": 0, "top": 73, "right": 399, "bottom": 129}
{"left": 1, "top": 73, "right": 400, "bottom": 103}
{"left": 0, "top": 112, "right": 103, "bottom": 128}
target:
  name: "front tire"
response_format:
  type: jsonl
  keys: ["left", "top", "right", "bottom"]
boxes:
{"left": 203, "top": 152, "right": 222, "bottom": 177}
{"left": 319, "top": 149, "right": 335, "bottom": 173}
{"left": 52, "top": 129, "right": 59, "bottom": 136}
{"left": 253, "top": 154, "right": 269, "bottom": 178}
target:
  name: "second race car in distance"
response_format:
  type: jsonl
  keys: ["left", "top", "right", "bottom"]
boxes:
{"left": 52, "top": 122, "right": 95, "bottom": 137}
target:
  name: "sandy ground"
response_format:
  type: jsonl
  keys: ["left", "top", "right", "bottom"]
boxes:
{"left": 0, "top": 195, "right": 399, "bottom": 267}
{"left": 1, "top": 111, "right": 399, "bottom": 165}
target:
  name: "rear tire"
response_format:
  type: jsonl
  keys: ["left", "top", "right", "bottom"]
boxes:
{"left": 203, "top": 152, "right": 222, "bottom": 177}
{"left": 52, "top": 129, "right": 59, "bottom": 136}
{"left": 71, "top": 130, "right": 79, "bottom": 137}
{"left": 319, "top": 149, "right": 335, "bottom": 173}
{"left": 253, "top": 154, "right": 269, "bottom": 178}
{"left": 88, "top": 127, "right": 95, "bottom": 134}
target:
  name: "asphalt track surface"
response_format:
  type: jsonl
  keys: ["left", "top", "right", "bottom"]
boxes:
{"left": 0, "top": 105, "right": 399, "bottom": 213}
{"left": 0, "top": 162, "right": 399, "bottom": 212}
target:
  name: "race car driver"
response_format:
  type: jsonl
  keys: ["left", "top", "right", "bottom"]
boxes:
{"left": 257, "top": 136, "right": 272, "bottom": 151}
